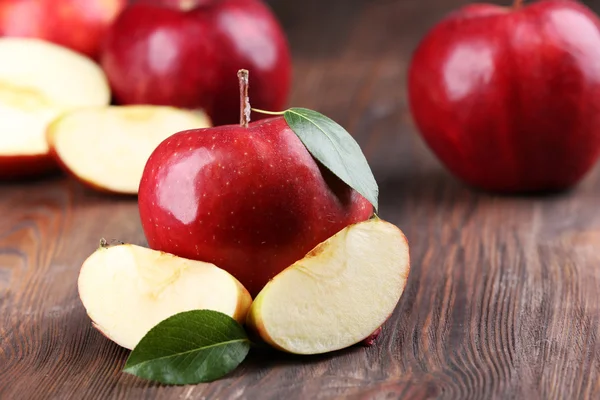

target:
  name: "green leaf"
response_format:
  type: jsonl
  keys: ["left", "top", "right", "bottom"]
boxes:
{"left": 284, "top": 107, "right": 379, "bottom": 211}
{"left": 123, "top": 310, "right": 250, "bottom": 385}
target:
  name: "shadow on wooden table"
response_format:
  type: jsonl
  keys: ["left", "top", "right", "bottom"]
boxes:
{"left": 376, "top": 161, "right": 579, "bottom": 216}
{"left": 239, "top": 342, "right": 364, "bottom": 372}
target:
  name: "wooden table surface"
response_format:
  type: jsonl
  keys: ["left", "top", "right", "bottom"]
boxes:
{"left": 2, "top": 0, "right": 600, "bottom": 398}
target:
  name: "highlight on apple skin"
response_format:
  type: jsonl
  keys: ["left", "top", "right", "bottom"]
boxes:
{"left": 246, "top": 218, "right": 410, "bottom": 355}
{"left": 77, "top": 243, "right": 252, "bottom": 350}
{"left": 0, "top": 37, "right": 110, "bottom": 180}
{"left": 408, "top": 0, "right": 600, "bottom": 193}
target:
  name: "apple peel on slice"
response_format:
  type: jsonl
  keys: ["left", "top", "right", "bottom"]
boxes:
{"left": 48, "top": 105, "right": 211, "bottom": 194}
{"left": 0, "top": 38, "right": 110, "bottom": 179}
{"left": 247, "top": 218, "right": 410, "bottom": 355}
{"left": 78, "top": 243, "right": 251, "bottom": 350}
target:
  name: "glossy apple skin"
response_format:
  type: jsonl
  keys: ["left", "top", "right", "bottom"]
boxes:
{"left": 0, "top": 0, "right": 126, "bottom": 59}
{"left": 138, "top": 117, "right": 373, "bottom": 296}
{"left": 101, "top": 0, "right": 291, "bottom": 126}
{"left": 408, "top": 0, "right": 600, "bottom": 192}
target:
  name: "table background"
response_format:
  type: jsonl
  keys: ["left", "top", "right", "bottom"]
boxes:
{"left": 2, "top": 0, "right": 600, "bottom": 398}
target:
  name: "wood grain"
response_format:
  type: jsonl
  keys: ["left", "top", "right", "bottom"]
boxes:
{"left": 2, "top": 0, "right": 600, "bottom": 398}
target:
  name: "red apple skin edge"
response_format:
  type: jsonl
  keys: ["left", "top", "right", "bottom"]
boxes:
{"left": 101, "top": 0, "right": 292, "bottom": 126}
{"left": 362, "top": 326, "right": 383, "bottom": 346}
{"left": 137, "top": 116, "right": 373, "bottom": 297}
{"left": 0, "top": 0, "right": 127, "bottom": 59}
{"left": 0, "top": 154, "right": 57, "bottom": 180}
{"left": 408, "top": 0, "right": 600, "bottom": 193}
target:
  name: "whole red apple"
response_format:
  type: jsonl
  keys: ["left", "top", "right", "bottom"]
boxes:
{"left": 138, "top": 73, "right": 372, "bottom": 296}
{"left": 101, "top": 0, "right": 291, "bottom": 126}
{"left": 408, "top": 0, "right": 600, "bottom": 192}
{"left": 0, "top": 0, "right": 126, "bottom": 59}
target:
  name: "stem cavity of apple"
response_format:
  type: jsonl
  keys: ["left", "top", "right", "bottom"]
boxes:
{"left": 238, "top": 69, "right": 250, "bottom": 128}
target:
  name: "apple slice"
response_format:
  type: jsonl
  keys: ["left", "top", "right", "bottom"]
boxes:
{"left": 247, "top": 219, "right": 410, "bottom": 355}
{"left": 47, "top": 105, "right": 211, "bottom": 194}
{"left": 0, "top": 38, "right": 110, "bottom": 179}
{"left": 78, "top": 242, "right": 252, "bottom": 350}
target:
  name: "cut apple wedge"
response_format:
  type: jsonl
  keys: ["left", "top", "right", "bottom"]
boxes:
{"left": 47, "top": 105, "right": 211, "bottom": 194}
{"left": 247, "top": 218, "right": 410, "bottom": 355}
{"left": 0, "top": 37, "right": 110, "bottom": 179}
{"left": 78, "top": 243, "right": 252, "bottom": 350}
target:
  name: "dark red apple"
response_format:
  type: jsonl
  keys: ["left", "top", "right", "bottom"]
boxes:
{"left": 408, "top": 0, "right": 600, "bottom": 192}
{"left": 138, "top": 72, "right": 372, "bottom": 296}
{"left": 101, "top": 0, "right": 291, "bottom": 126}
{"left": 0, "top": 0, "right": 127, "bottom": 59}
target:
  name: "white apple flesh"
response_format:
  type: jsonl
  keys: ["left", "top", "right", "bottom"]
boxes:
{"left": 48, "top": 105, "right": 211, "bottom": 194}
{"left": 78, "top": 243, "right": 252, "bottom": 350}
{"left": 0, "top": 38, "right": 110, "bottom": 178}
{"left": 247, "top": 219, "right": 410, "bottom": 355}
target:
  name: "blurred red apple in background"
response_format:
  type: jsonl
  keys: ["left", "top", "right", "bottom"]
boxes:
{"left": 408, "top": 0, "right": 600, "bottom": 193}
{"left": 101, "top": 0, "right": 291, "bottom": 126}
{"left": 0, "top": 0, "right": 126, "bottom": 59}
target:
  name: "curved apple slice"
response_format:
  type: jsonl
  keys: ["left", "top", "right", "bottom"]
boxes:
{"left": 247, "top": 219, "right": 410, "bottom": 355}
{"left": 0, "top": 38, "right": 110, "bottom": 179}
{"left": 48, "top": 105, "right": 211, "bottom": 194}
{"left": 78, "top": 243, "right": 252, "bottom": 350}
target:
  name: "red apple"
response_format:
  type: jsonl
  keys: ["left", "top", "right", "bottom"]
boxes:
{"left": 101, "top": 0, "right": 291, "bottom": 126}
{"left": 138, "top": 72, "right": 372, "bottom": 296}
{"left": 0, "top": 0, "right": 126, "bottom": 59}
{"left": 408, "top": 0, "right": 600, "bottom": 192}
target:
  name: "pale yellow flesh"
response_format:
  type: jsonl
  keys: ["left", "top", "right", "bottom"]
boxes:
{"left": 49, "top": 106, "right": 211, "bottom": 194}
{"left": 0, "top": 38, "right": 110, "bottom": 156}
{"left": 248, "top": 219, "right": 410, "bottom": 355}
{"left": 78, "top": 244, "right": 251, "bottom": 350}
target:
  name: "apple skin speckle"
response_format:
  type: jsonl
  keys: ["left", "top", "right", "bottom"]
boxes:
{"left": 138, "top": 116, "right": 373, "bottom": 296}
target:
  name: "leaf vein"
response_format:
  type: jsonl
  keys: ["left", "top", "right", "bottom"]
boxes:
{"left": 125, "top": 338, "right": 249, "bottom": 371}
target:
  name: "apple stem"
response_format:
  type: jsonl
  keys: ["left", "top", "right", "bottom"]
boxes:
{"left": 238, "top": 69, "right": 250, "bottom": 128}
{"left": 513, "top": 0, "right": 523, "bottom": 9}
